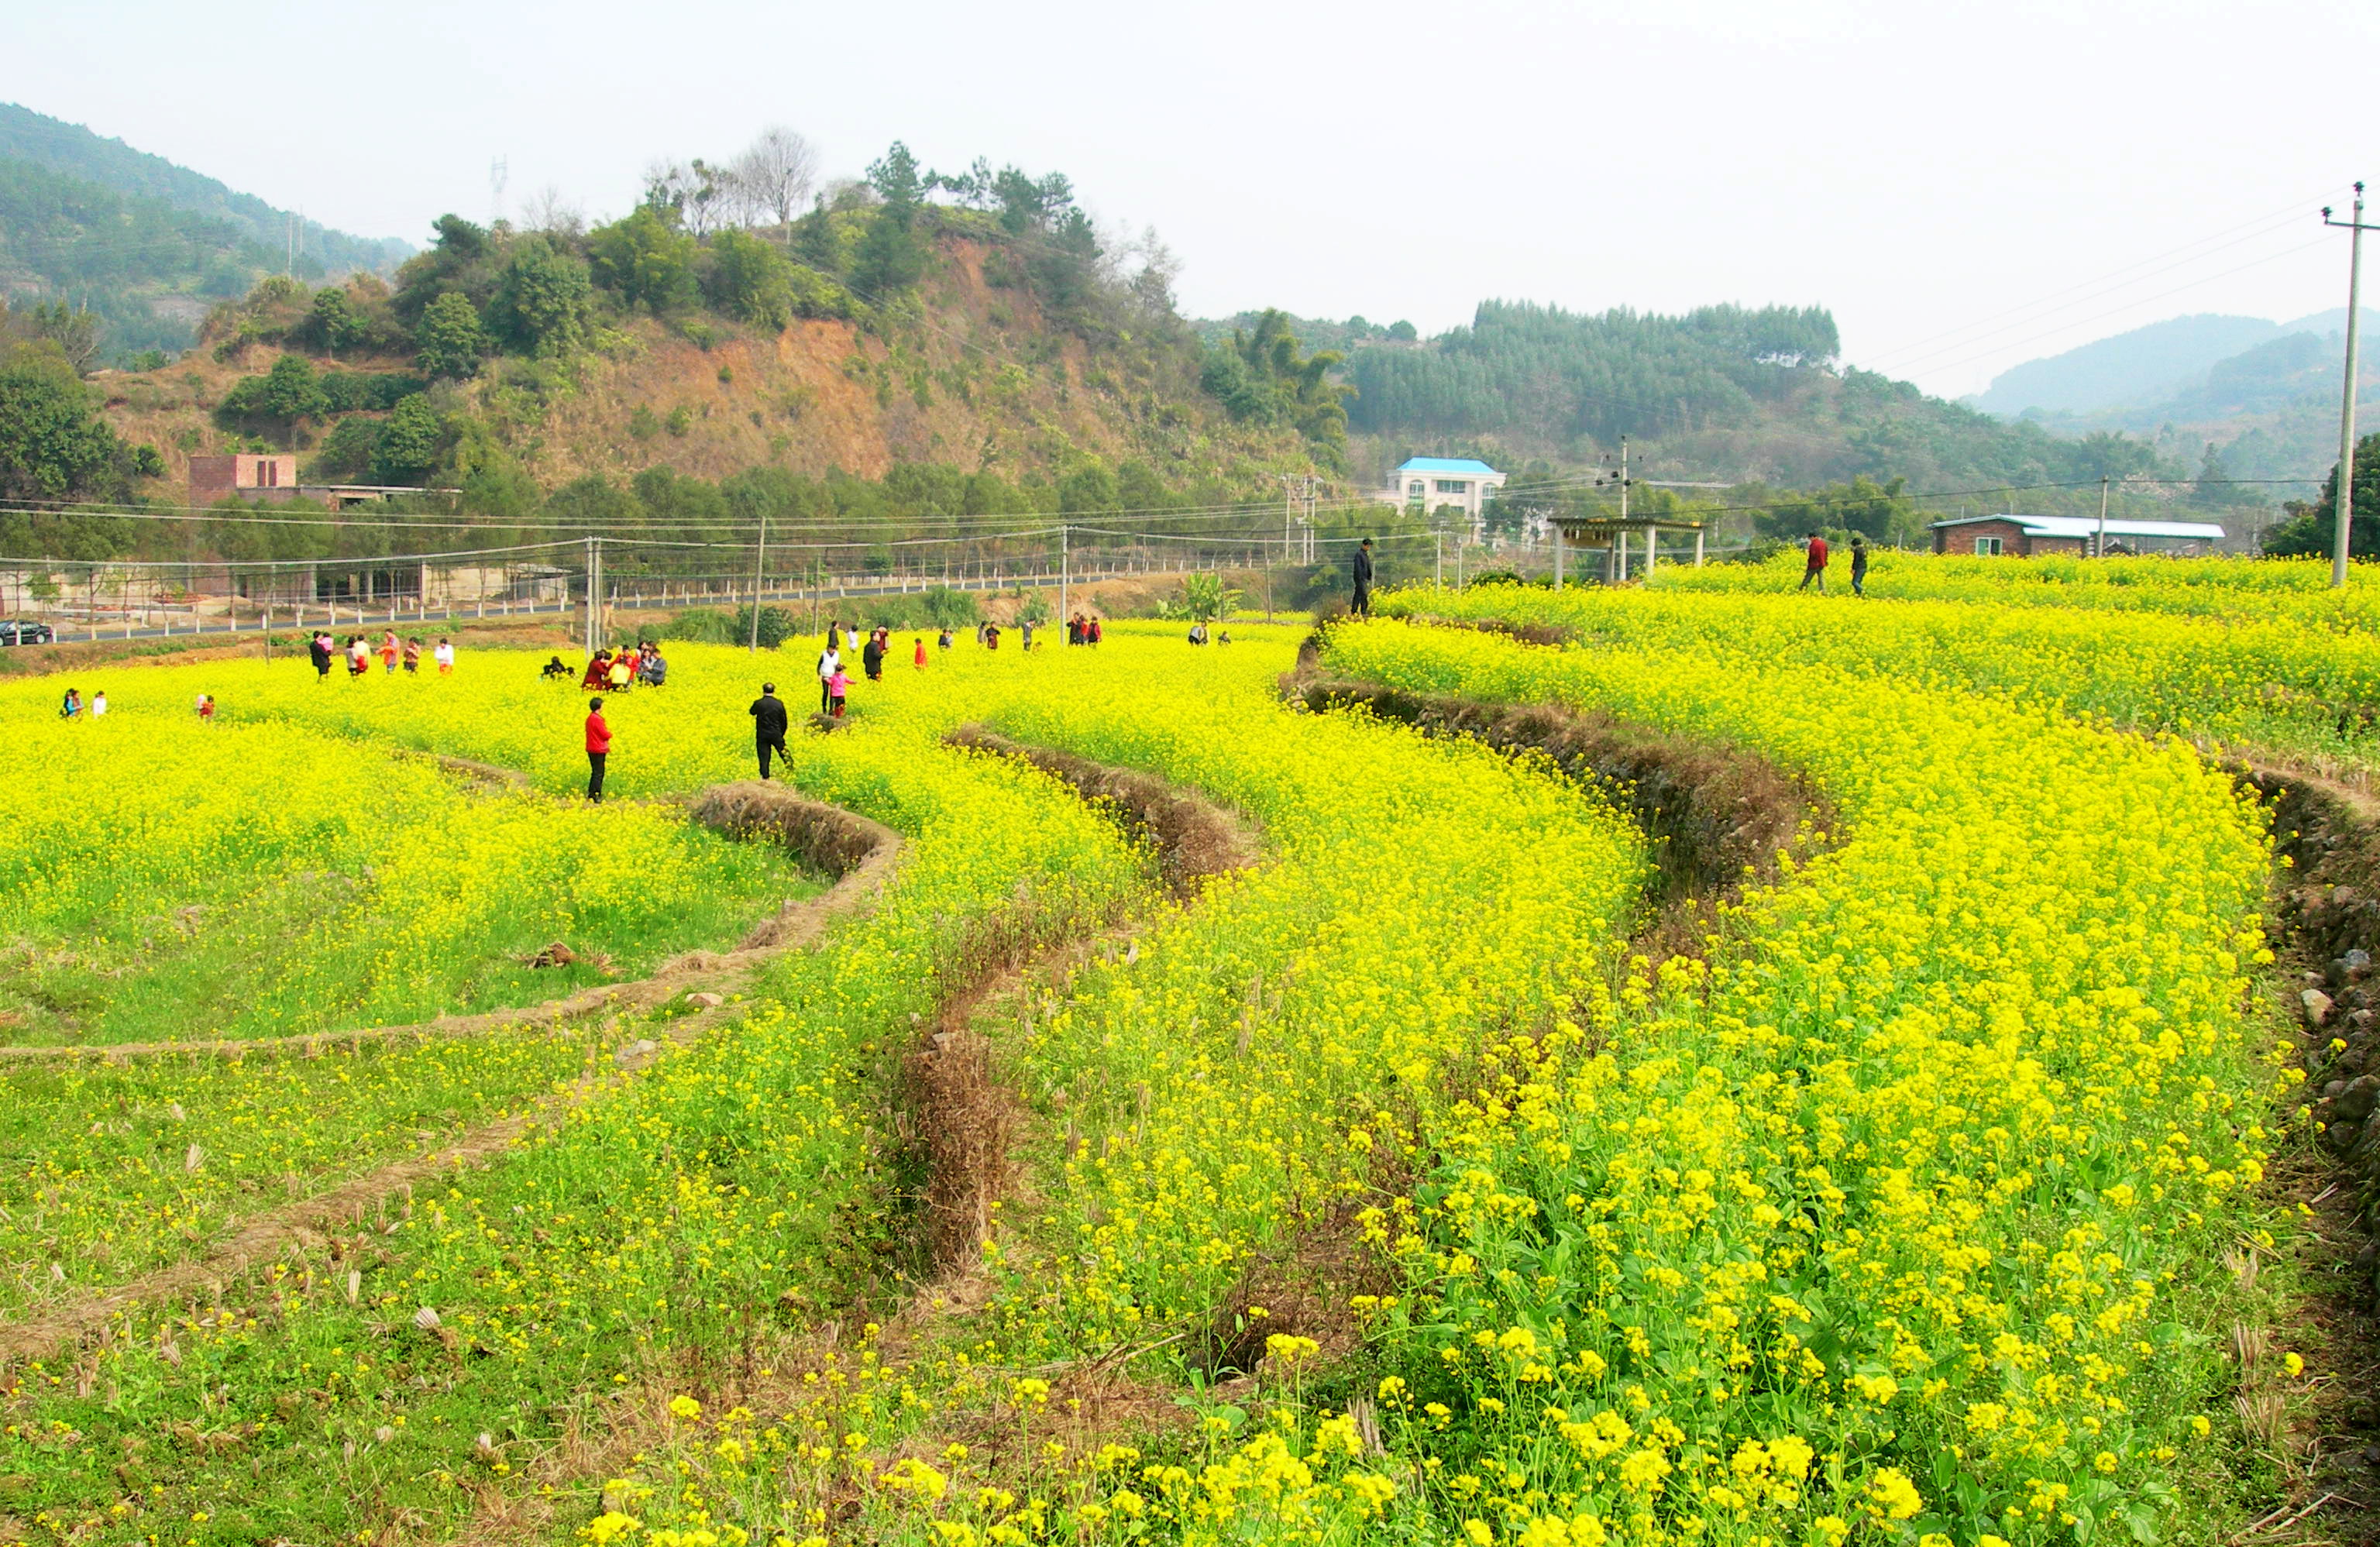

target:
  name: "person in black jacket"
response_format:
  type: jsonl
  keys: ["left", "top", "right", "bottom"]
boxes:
{"left": 1351, "top": 537, "right": 1376, "bottom": 617}
{"left": 861, "top": 631, "right": 885, "bottom": 682}
{"left": 1849, "top": 534, "right": 1870, "bottom": 597}
{"left": 750, "top": 682, "right": 790, "bottom": 779}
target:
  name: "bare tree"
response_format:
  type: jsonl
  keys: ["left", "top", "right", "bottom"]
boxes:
{"left": 732, "top": 125, "right": 820, "bottom": 237}
{"left": 523, "top": 185, "right": 586, "bottom": 241}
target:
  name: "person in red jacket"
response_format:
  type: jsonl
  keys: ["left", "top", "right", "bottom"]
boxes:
{"left": 1797, "top": 531, "right": 1829, "bottom": 593}
{"left": 584, "top": 696, "right": 611, "bottom": 803}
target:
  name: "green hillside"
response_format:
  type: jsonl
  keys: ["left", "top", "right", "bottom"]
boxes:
{"left": 0, "top": 103, "right": 410, "bottom": 363}
{"left": 0, "top": 103, "right": 408, "bottom": 277}
{"left": 1316, "top": 299, "right": 2179, "bottom": 495}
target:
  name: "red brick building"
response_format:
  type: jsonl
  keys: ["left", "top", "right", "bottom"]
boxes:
{"left": 189, "top": 454, "right": 300, "bottom": 506}
{"left": 1930, "top": 514, "right": 2225, "bottom": 558}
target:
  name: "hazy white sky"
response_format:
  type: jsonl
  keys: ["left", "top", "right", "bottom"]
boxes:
{"left": 7, "top": 0, "right": 2374, "bottom": 397}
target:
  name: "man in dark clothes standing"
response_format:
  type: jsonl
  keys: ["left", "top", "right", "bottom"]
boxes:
{"left": 750, "top": 682, "right": 789, "bottom": 779}
{"left": 1849, "top": 534, "right": 1869, "bottom": 597}
{"left": 1351, "top": 537, "right": 1375, "bottom": 616}
{"left": 861, "top": 631, "right": 885, "bottom": 682}
{"left": 584, "top": 697, "right": 611, "bottom": 803}
{"left": 308, "top": 631, "right": 332, "bottom": 681}
{"left": 1798, "top": 531, "right": 1829, "bottom": 593}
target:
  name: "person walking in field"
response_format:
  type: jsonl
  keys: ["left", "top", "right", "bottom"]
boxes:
{"left": 1798, "top": 531, "right": 1829, "bottom": 593}
{"left": 1351, "top": 537, "right": 1375, "bottom": 617}
{"left": 827, "top": 665, "right": 850, "bottom": 718}
{"left": 913, "top": 636, "right": 927, "bottom": 669}
{"left": 196, "top": 693, "right": 216, "bottom": 723}
{"left": 937, "top": 627, "right": 952, "bottom": 653}
{"left": 379, "top": 631, "right": 399, "bottom": 674}
{"left": 584, "top": 696, "right": 610, "bottom": 803}
{"left": 58, "top": 687, "right": 81, "bottom": 720}
{"left": 347, "top": 636, "right": 370, "bottom": 678}
{"left": 1849, "top": 534, "right": 1869, "bottom": 597}
{"left": 403, "top": 637, "right": 422, "bottom": 675}
{"left": 862, "top": 630, "right": 885, "bottom": 682}
{"left": 309, "top": 631, "right": 333, "bottom": 682}
{"left": 750, "top": 682, "right": 789, "bottom": 778}
{"left": 1086, "top": 617, "right": 1102, "bottom": 647}
{"left": 816, "top": 636, "right": 841, "bottom": 714}
{"left": 435, "top": 638, "right": 455, "bottom": 675}
{"left": 91, "top": 689, "right": 108, "bottom": 718}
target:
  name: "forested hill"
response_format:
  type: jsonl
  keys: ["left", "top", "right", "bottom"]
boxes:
{"left": 8, "top": 136, "right": 1330, "bottom": 564}
{"left": 1295, "top": 299, "right": 2181, "bottom": 493}
{"left": 0, "top": 104, "right": 409, "bottom": 278}
{"left": 0, "top": 103, "right": 410, "bottom": 362}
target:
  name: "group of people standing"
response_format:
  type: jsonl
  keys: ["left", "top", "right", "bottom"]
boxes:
{"left": 56, "top": 687, "right": 106, "bottom": 719}
{"left": 572, "top": 642, "right": 669, "bottom": 692}
{"left": 309, "top": 630, "right": 455, "bottom": 681}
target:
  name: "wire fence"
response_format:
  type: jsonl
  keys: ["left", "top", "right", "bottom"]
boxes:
{"left": 0, "top": 518, "right": 1754, "bottom": 647}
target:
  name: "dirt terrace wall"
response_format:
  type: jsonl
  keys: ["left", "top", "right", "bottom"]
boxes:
{"left": 2248, "top": 769, "right": 2380, "bottom": 1298}
{"left": 1285, "top": 675, "right": 1827, "bottom": 923}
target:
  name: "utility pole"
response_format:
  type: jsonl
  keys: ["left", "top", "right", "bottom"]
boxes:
{"left": 748, "top": 510, "right": 767, "bottom": 650}
{"left": 2323, "top": 185, "right": 2372, "bottom": 588}
{"left": 583, "top": 536, "right": 597, "bottom": 655}
{"left": 1058, "top": 523, "right": 1070, "bottom": 631}
{"left": 2094, "top": 475, "right": 2110, "bottom": 559}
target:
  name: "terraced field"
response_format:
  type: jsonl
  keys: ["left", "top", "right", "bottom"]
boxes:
{"left": 0, "top": 563, "right": 2366, "bottom": 1547}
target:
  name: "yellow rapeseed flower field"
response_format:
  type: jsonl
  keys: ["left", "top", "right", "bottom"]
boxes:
{"left": 0, "top": 594, "right": 2323, "bottom": 1547}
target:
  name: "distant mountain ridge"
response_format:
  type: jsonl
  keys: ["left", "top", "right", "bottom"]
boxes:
{"left": 1967, "top": 314, "right": 2288, "bottom": 417}
{"left": 0, "top": 103, "right": 410, "bottom": 277}
{"left": 1968, "top": 308, "right": 2379, "bottom": 418}
{"left": 1964, "top": 308, "right": 2380, "bottom": 483}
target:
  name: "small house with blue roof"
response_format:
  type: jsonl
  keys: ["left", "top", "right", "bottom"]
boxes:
{"left": 1381, "top": 456, "right": 1505, "bottom": 525}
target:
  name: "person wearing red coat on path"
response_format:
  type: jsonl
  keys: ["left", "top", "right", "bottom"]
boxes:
{"left": 584, "top": 696, "right": 612, "bottom": 803}
{"left": 1798, "top": 531, "right": 1829, "bottom": 593}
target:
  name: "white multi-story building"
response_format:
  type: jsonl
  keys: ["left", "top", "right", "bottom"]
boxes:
{"left": 1380, "top": 457, "right": 1505, "bottom": 531}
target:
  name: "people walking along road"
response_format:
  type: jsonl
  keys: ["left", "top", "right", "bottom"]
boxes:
{"left": 751, "top": 682, "right": 789, "bottom": 779}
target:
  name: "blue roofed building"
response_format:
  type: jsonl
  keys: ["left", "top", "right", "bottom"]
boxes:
{"left": 1378, "top": 456, "right": 1506, "bottom": 531}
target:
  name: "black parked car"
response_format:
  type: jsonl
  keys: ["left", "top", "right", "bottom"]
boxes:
{"left": 0, "top": 620, "right": 55, "bottom": 646}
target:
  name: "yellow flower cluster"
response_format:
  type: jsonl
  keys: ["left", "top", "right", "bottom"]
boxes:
{"left": 1320, "top": 613, "right": 2279, "bottom": 1539}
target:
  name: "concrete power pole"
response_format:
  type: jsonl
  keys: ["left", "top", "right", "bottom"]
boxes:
{"left": 1058, "top": 522, "right": 1069, "bottom": 631}
{"left": 2094, "top": 475, "right": 2110, "bottom": 559}
{"left": 2324, "top": 185, "right": 2372, "bottom": 588}
{"left": 748, "top": 510, "right": 767, "bottom": 651}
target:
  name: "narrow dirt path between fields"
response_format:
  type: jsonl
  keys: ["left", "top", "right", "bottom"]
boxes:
{"left": 0, "top": 778, "right": 895, "bottom": 1066}
{"left": 439, "top": 736, "right": 1265, "bottom": 1547}
{"left": 0, "top": 784, "right": 903, "bottom": 1366}
{"left": 2230, "top": 765, "right": 2380, "bottom": 1540}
